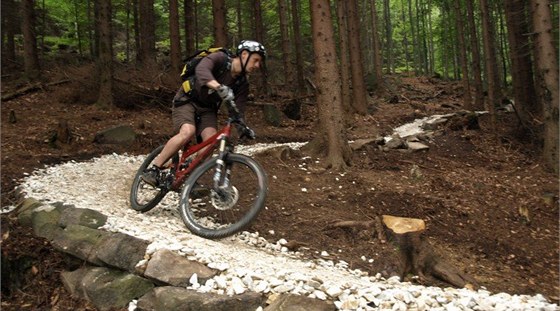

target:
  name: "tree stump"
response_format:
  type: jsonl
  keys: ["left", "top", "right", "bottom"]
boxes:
{"left": 382, "top": 215, "right": 478, "bottom": 289}
{"left": 56, "top": 119, "right": 71, "bottom": 144}
{"left": 261, "top": 103, "right": 282, "bottom": 127}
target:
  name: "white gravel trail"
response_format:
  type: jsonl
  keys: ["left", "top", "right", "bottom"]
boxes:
{"left": 14, "top": 142, "right": 558, "bottom": 311}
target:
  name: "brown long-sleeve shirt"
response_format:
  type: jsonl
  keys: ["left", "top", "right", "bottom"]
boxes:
{"left": 194, "top": 52, "right": 248, "bottom": 117}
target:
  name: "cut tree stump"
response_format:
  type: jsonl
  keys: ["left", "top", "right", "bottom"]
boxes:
{"left": 329, "top": 216, "right": 479, "bottom": 289}
{"left": 381, "top": 215, "right": 479, "bottom": 289}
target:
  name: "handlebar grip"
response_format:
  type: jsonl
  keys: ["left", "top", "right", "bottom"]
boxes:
{"left": 224, "top": 99, "right": 240, "bottom": 117}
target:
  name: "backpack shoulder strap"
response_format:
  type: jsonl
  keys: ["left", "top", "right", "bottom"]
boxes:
{"left": 213, "top": 49, "right": 233, "bottom": 78}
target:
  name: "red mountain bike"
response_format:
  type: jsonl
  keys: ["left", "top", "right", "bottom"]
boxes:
{"left": 129, "top": 100, "right": 268, "bottom": 239}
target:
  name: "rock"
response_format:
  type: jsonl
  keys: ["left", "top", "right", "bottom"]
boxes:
{"left": 30, "top": 204, "right": 66, "bottom": 240}
{"left": 60, "top": 267, "right": 90, "bottom": 297}
{"left": 61, "top": 266, "right": 153, "bottom": 311}
{"left": 273, "top": 283, "right": 295, "bottom": 294}
{"left": 96, "top": 231, "right": 150, "bottom": 272}
{"left": 264, "top": 294, "right": 336, "bottom": 311}
{"left": 326, "top": 286, "right": 343, "bottom": 298}
{"left": 144, "top": 249, "right": 217, "bottom": 286}
{"left": 58, "top": 207, "right": 107, "bottom": 229}
{"left": 16, "top": 197, "right": 48, "bottom": 226}
{"left": 51, "top": 224, "right": 110, "bottom": 265}
{"left": 231, "top": 276, "right": 246, "bottom": 294}
{"left": 406, "top": 141, "right": 429, "bottom": 151}
{"left": 93, "top": 125, "right": 136, "bottom": 145}
{"left": 136, "top": 286, "right": 264, "bottom": 311}
{"left": 349, "top": 138, "right": 377, "bottom": 151}
{"left": 385, "top": 134, "right": 405, "bottom": 149}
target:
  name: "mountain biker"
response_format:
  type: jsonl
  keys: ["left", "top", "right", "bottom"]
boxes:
{"left": 141, "top": 40, "right": 267, "bottom": 187}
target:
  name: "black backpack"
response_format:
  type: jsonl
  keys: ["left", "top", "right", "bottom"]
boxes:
{"left": 180, "top": 47, "right": 233, "bottom": 96}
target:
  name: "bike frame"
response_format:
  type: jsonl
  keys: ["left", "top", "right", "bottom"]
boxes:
{"left": 169, "top": 121, "right": 233, "bottom": 191}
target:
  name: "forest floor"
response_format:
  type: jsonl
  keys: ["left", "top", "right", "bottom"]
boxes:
{"left": 1, "top": 67, "right": 558, "bottom": 310}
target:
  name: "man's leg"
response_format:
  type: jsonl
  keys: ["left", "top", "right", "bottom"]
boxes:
{"left": 153, "top": 123, "right": 196, "bottom": 167}
{"left": 141, "top": 123, "right": 195, "bottom": 187}
{"left": 199, "top": 127, "right": 217, "bottom": 141}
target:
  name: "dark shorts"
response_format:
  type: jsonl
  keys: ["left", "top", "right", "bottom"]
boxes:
{"left": 171, "top": 87, "right": 218, "bottom": 134}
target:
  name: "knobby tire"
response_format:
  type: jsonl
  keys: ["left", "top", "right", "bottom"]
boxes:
{"left": 179, "top": 153, "right": 267, "bottom": 239}
{"left": 130, "top": 145, "right": 169, "bottom": 212}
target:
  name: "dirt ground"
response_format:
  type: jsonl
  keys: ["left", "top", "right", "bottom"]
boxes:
{"left": 1, "top": 71, "right": 558, "bottom": 310}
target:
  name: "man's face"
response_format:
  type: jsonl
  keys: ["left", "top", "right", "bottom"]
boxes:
{"left": 242, "top": 51, "right": 263, "bottom": 73}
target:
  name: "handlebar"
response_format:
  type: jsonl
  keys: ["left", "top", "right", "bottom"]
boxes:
{"left": 223, "top": 99, "right": 241, "bottom": 118}
{"left": 222, "top": 99, "right": 256, "bottom": 140}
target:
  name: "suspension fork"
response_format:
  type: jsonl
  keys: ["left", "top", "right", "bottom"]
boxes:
{"left": 213, "top": 135, "right": 232, "bottom": 192}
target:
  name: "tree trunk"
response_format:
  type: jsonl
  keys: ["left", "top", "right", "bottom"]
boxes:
{"left": 252, "top": 0, "right": 268, "bottom": 96}
{"left": 133, "top": 0, "right": 140, "bottom": 62}
{"left": 440, "top": 2, "right": 451, "bottom": 79}
{"left": 88, "top": 0, "right": 96, "bottom": 58}
{"left": 426, "top": 0, "right": 435, "bottom": 75}
{"left": 308, "top": 0, "right": 352, "bottom": 170}
{"left": 370, "top": 0, "right": 383, "bottom": 89}
{"left": 504, "top": 0, "right": 538, "bottom": 126}
{"left": 291, "top": 0, "right": 306, "bottom": 96}
{"left": 479, "top": 0, "right": 498, "bottom": 131}
{"left": 169, "top": 0, "right": 182, "bottom": 74}
{"left": 400, "top": 0, "right": 410, "bottom": 73}
{"left": 408, "top": 0, "right": 419, "bottom": 74}
{"left": 453, "top": 0, "right": 472, "bottom": 110}
{"left": 21, "top": 0, "right": 40, "bottom": 80}
{"left": 465, "top": 0, "right": 484, "bottom": 110}
{"left": 96, "top": 0, "right": 114, "bottom": 108}
{"left": 212, "top": 0, "right": 228, "bottom": 47}
{"left": 236, "top": 0, "right": 243, "bottom": 41}
{"left": 336, "top": 0, "right": 352, "bottom": 113}
{"left": 184, "top": 0, "right": 195, "bottom": 55}
{"left": 73, "top": 0, "right": 83, "bottom": 57}
{"left": 278, "top": 0, "right": 292, "bottom": 86}
{"left": 138, "top": 0, "right": 157, "bottom": 68}
{"left": 496, "top": 4, "right": 509, "bottom": 89}
{"left": 346, "top": 0, "right": 369, "bottom": 115}
{"left": 125, "top": 0, "right": 131, "bottom": 62}
{"left": 531, "top": 0, "right": 559, "bottom": 173}
{"left": 382, "top": 0, "right": 393, "bottom": 74}
{"left": 1, "top": 0, "right": 17, "bottom": 65}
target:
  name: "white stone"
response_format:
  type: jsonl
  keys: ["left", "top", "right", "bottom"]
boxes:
{"left": 214, "top": 275, "right": 228, "bottom": 289}
{"left": 326, "top": 286, "right": 343, "bottom": 298}
{"left": 189, "top": 273, "right": 198, "bottom": 286}
{"left": 254, "top": 280, "right": 270, "bottom": 293}
{"left": 274, "top": 284, "right": 295, "bottom": 293}
{"left": 340, "top": 296, "right": 360, "bottom": 310}
{"left": 230, "top": 277, "right": 246, "bottom": 295}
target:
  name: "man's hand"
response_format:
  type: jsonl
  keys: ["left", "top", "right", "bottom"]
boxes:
{"left": 242, "top": 127, "right": 256, "bottom": 140}
{"left": 217, "top": 85, "right": 234, "bottom": 102}
{"left": 234, "top": 119, "right": 256, "bottom": 140}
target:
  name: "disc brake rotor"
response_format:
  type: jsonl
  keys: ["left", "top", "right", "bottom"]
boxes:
{"left": 211, "top": 186, "right": 239, "bottom": 210}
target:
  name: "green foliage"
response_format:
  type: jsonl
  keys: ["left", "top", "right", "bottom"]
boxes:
{"left": 30, "top": 0, "right": 523, "bottom": 85}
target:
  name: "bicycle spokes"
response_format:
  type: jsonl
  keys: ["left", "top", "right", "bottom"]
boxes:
{"left": 183, "top": 157, "right": 263, "bottom": 234}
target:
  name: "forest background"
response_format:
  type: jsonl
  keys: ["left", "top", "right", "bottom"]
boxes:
{"left": 2, "top": 0, "right": 558, "bottom": 172}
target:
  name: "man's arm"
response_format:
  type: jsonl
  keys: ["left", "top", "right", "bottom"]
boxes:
{"left": 195, "top": 53, "right": 226, "bottom": 91}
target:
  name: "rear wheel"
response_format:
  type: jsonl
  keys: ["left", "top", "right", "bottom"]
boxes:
{"left": 130, "top": 145, "right": 171, "bottom": 212}
{"left": 179, "top": 153, "right": 267, "bottom": 239}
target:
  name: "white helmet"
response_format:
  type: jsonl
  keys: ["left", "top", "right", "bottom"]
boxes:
{"left": 236, "top": 40, "right": 267, "bottom": 60}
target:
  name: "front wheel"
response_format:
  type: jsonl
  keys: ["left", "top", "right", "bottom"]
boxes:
{"left": 130, "top": 145, "right": 170, "bottom": 212}
{"left": 179, "top": 153, "right": 268, "bottom": 239}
